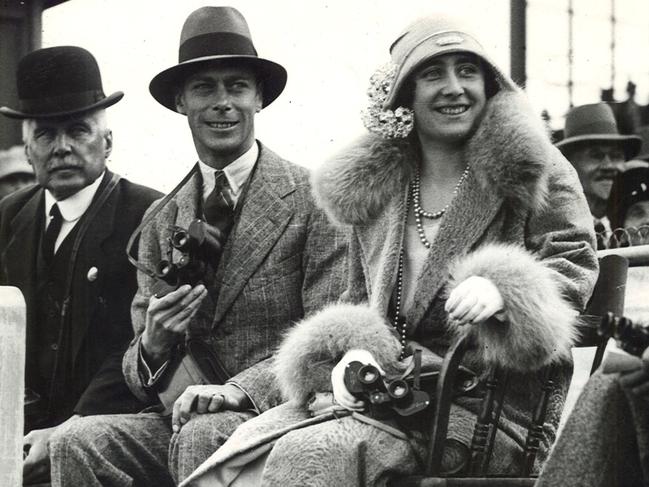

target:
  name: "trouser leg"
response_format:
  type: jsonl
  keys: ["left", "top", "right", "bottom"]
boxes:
{"left": 50, "top": 412, "right": 174, "bottom": 487}
{"left": 169, "top": 410, "right": 255, "bottom": 483}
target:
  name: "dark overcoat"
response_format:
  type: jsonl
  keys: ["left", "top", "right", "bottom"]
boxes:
{"left": 0, "top": 170, "right": 161, "bottom": 428}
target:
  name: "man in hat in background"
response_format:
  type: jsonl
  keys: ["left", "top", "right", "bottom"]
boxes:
{"left": 0, "top": 145, "right": 35, "bottom": 201}
{"left": 556, "top": 103, "right": 641, "bottom": 247}
{"left": 0, "top": 46, "right": 162, "bottom": 484}
{"left": 49, "top": 6, "right": 346, "bottom": 486}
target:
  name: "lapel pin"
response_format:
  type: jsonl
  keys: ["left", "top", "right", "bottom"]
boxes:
{"left": 87, "top": 266, "right": 99, "bottom": 282}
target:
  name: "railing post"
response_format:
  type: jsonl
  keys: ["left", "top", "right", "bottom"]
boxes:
{"left": 0, "top": 286, "right": 26, "bottom": 487}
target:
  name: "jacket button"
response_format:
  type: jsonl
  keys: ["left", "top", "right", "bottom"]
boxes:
{"left": 87, "top": 266, "right": 99, "bottom": 282}
{"left": 50, "top": 343, "right": 58, "bottom": 351}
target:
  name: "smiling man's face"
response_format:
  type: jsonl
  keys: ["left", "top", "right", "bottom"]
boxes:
{"left": 24, "top": 110, "right": 110, "bottom": 201}
{"left": 176, "top": 64, "right": 262, "bottom": 169}
{"left": 569, "top": 142, "right": 626, "bottom": 211}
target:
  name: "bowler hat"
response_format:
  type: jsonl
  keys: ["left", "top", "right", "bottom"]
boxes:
{"left": 607, "top": 166, "right": 649, "bottom": 229}
{"left": 0, "top": 46, "right": 123, "bottom": 119}
{"left": 634, "top": 125, "right": 649, "bottom": 161}
{"left": 0, "top": 146, "right": 33, "bottom": 180}
{"left": 555, "top": 103, "right": 641, "bottom": 160}
{"left": 383, "top": 15, "right": 517, "bottom": 110}
{"left": 149, "top": 6, "right": 287, "bottom": 112}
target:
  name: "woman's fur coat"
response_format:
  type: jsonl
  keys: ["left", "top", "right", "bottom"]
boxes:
{"left": 182, "top": 90, "right": 598, "bottom": 486}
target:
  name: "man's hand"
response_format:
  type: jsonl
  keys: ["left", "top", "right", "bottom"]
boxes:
{"left": 141, "top": 284, "right": 207, "bottom": 366}
{"left": 172, "top": 383, "right": 250, "bottom": 433}
{"left": 445, "top": 276, "right": 504, "bottom": 326}
{"left": 331, "top": 349, "right": 385, "bottom": 411}
{"left": 23, "top": 415, "right": 80, "bottom": 484}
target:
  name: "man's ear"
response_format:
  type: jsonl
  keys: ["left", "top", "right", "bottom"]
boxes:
{"left": 175, "top": 92, "right": 187, "bottom": 115}
{"left": 24, "top": 145, "right": 32, "bottom": 166}
{"left": 104, "top": 130, "right": 113, "bottom": 158}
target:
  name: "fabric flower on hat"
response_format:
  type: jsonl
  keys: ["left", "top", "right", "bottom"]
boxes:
{"left": 361, "top": 63, "right": 414, "bottom": 139}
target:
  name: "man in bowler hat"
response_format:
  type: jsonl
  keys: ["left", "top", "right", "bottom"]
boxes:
{"left": 556, "top": 103, "right": 641, "bottom": 242}
{"left": 0, "top": 46, "right": 162, "bottom": 484}
{"left": 49, "top": 7, "right": 346, "bottom": 486}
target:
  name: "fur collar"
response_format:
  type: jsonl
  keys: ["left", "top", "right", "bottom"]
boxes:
{"left": 313, "top": 91, "right": 553, "bottom": 225}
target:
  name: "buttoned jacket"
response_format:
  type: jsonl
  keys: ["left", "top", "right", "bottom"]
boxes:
{"left": 0, "top": 171, "right": 162, "bottom": 427}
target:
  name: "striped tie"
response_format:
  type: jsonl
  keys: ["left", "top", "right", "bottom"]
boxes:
{"left": 203, "top": 170, "right": 235, "bottom": 234}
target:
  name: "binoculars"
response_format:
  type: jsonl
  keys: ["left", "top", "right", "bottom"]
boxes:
{"left": 153, "top": 219, "right": 222, "bottom": 297}
{"left": 343, "top": 361, "right": 431, "bottom": 418}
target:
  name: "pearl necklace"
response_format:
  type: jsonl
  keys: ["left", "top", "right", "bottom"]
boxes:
{"left": 393, "top": 247, "right": 407, "bottom": 359}
{"left": 412, "top": 166, "right": 470, "bottom": 248}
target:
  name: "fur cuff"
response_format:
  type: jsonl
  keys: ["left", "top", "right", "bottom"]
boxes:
{"left": 447, "top": 244, "right": 578, "bottom": 372}
{"left": 273, "top": 304, "right": 401, "bottom": 404}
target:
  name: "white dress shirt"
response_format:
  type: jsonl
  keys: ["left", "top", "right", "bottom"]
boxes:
{"left": 197, "top": 142, "right": 258, "bottom": 207}
{"left": 44, "top": 172, "right": 105, "bottom": 253}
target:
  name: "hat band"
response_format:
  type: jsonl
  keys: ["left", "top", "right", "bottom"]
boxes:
{"left": 179, "top": 32, "right": 257, "bottom": 63}
{"left": 568, "top": 120, "right": 619, "bottom": 138}
{"left": 19, "top": 90, "right": 106, "bottom": 116}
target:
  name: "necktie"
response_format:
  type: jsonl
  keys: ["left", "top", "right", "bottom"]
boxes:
{"left": 203, "top": 171, "right": 235, "bottom": 234}
{"left": 43, "top": 203, "right": 63, "bottom": 263}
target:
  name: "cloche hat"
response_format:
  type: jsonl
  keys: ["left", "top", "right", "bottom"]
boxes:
{"left": 149, "top": 6, "right": 287, "bottom": 112}
{"left": 0, "top": 46, "right": 123, "bottom": 119}
{"left": 383, "top": 15, "right": 517, "bottom": 110}
{"left": 555, "top": 103, "right": 641, "bottom": 160}
{"left": 607, "top": 166, "right": 649, "bottom": 229}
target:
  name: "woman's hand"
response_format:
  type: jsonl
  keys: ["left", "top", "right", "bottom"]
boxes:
{"left": 445, "top": 276, "right": 504, "bottom": 326}
{"left": 331, "top": 349, "right": 384, "bottom": 411}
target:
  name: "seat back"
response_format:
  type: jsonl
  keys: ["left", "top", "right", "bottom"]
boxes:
{"left": 579, "top": 254, "right": 628, "bottom": 373}
{"left": 0, "top": 287, "right": 26, "bottom": 487}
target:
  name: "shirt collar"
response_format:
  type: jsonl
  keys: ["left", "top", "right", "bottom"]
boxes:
{"left": 44, "top": 171, "right": 105, "bottom": 222}
{"left": 198, "top": 142, "right": 258, "bottom": 196}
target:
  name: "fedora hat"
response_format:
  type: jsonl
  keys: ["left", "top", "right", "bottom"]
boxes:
{"left": 0, "top": 46, "right": 123, "bottom": 119}
{"left": 555, "top": 103, "right": 641, "bottom": 160}
{"left": 149, "top": 6, "right": 287, "bottom": 112}
{"left": 383, "top": 15, "right": 518, "bottom": 110}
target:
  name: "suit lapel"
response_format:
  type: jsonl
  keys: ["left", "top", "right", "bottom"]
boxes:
{"left": 212, "top": 146, "right": 295, "bottom": 325}
{"left": 407, "top": 171, "right": 503, "bottom": 329}
{"left": 68, "top": 172, "right": 121, "bottom": 361}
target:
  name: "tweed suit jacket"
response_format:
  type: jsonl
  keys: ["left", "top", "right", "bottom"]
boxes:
{"left": 0, "top": 171, "right": 162, "bottom": 428}
{"left": 122, "top": 142, "right": 347, "bottom": 412}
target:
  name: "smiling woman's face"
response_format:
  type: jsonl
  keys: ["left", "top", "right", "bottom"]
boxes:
{"left": 411, "top": 53, "right": 487, "bottom": 146}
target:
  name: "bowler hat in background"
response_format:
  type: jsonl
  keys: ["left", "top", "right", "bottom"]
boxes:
{"left": 555, "top": 103, "right": 641, "bottom": 160}
{"left": 633, "top": 125, "right": 649, "bottom": 161}
{"left": 150, "top": 6, "right": 287, "bottom": 112}
{"left": 0, "top": 46, "right": 123, "bottom": 119}
{"left": 607, "top": 166, "right": 649, "bottom": 229}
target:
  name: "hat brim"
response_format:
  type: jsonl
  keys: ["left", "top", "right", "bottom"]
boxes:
{"left": 0, "top": 91, "right": 124, "bottom": 120}
{"left": 149, "top": 56, "right": 287, "bottom": 112}
{"left": 556, "top": 134, "right": 642, "bottom": 160}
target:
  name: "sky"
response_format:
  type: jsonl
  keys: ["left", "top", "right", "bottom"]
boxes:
{"left": 41, "top": 0, "right": 649, "bottom": 191}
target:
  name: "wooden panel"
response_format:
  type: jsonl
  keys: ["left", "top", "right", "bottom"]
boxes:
{"left": 0, "top": 286, "right": 26, "bottom": 487}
